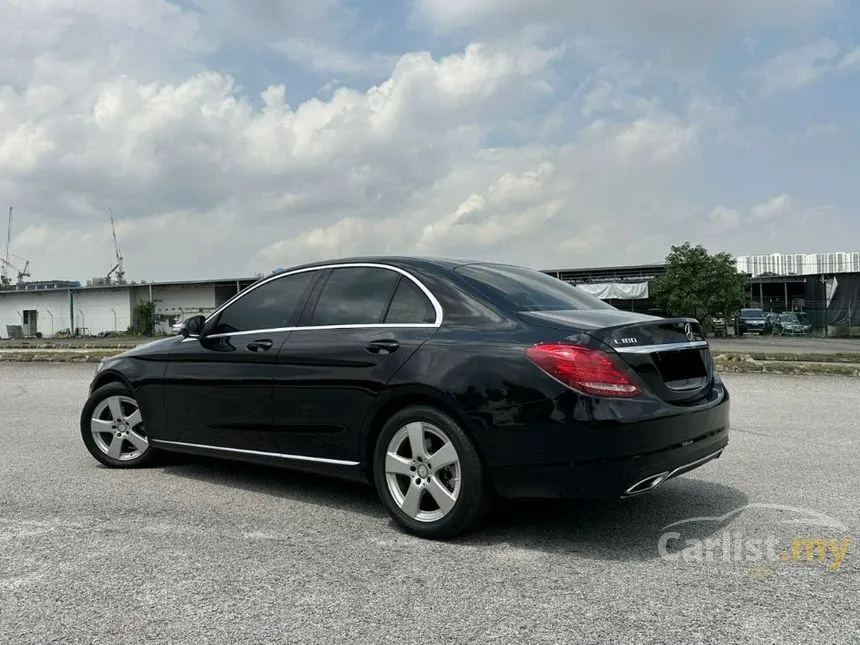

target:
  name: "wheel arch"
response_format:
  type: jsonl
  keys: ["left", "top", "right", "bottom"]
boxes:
{"left": 91, "top": 368, "right": 134, "bottom": 394}
{"left": 360, "top": 385, "right": 486, "bottom": 483}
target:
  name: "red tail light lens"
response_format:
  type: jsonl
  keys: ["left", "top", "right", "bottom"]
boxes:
{"left": 525, "top": 343, "right": 640, "bottom": 398}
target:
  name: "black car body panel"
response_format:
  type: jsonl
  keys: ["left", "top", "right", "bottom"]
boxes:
{"left": 86, "top": 256, "right": 729, "bottom": 503}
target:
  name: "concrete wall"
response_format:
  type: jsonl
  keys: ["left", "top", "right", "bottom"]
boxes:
{"left": 0, "top": 290, "right": 72, "bottom": 338}
{"left": 73, "top": 289, "right": 133, "bottom": 335}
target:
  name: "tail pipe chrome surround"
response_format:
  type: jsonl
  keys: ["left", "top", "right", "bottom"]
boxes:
{"left": 622, "top": 471, "right": 671, "bottom": 497}
{"left": 620, "top": 448, "right": 725, "bottom": 498}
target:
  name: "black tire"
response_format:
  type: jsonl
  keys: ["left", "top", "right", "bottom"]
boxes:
{"left": 372, "top": 405, "right": 490, "bottom": 540}
{"left": 79, "top": 382, "right": 158, "bottom": 468}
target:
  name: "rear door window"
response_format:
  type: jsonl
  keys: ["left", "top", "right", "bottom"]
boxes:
{"left": 384, "top": 277, "right": 436, "bottom": 324}
{"left": 309, "top": 267, "right": 400, "bottom": 326}
{"left": 454, "top": 263, "right": 614, "bottom": 312}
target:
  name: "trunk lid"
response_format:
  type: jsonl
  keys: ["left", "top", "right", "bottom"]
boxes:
{"left": 520, "top": 310, "right": 715, "bottom": 404}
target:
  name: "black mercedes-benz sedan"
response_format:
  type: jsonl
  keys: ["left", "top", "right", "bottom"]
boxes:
{"left": 80, "top": 257, "right": 730, "bottom": 539}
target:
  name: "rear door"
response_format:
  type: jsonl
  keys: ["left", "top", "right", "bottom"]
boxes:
{"left": 272, "top": 265, "right": 440, "bottom": 462}
{"left": 161, "top": 269, "right": 319, "bottom": 452}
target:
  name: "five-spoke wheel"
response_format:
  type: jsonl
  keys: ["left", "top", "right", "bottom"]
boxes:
{"left": 374, "top": 405, "right": 488, "bottom": 539}
{"left": 384, "top": 421, "right": 462, "bottom": 523}
{"left": 80, "top": 383, "right": 157, "bottom": 468}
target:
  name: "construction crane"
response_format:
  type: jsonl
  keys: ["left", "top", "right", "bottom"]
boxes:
{"left": 0, "top": 253, "right": 30, "bottom": 286}
{"left": 2, "top": 206, "right": 11, "bottom": 286}
{"left": 1, "top": 206, "right": 30, "bottom": 287}
{"left": 106, "top": 208, "right": 125, "bottom": 285}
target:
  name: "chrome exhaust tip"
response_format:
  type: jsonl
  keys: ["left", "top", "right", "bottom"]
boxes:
{"left": 621, "top": 471, "right": 671, "bottom": 497}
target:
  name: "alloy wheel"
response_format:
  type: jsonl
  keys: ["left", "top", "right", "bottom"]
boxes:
{"left": 89, "top": 395, "right": 149, "bottom": 461}
{"left": 384, "top": 421, "right": 462, "bottom": 523}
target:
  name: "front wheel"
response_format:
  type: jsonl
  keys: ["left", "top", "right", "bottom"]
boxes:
{"left": 373, "top": 405, "right": 489, "bottom": 540}
{"left": 79, "top": 383, "right": 158, "bottom": 468}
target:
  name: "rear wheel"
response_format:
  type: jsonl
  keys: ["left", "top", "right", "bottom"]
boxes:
{"left": 80, "top": 383, "right": 157, "bottom": 468}
{"left": 373, "top": 405, "right": 489, "bottom": 540}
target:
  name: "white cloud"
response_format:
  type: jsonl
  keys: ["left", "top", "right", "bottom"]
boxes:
{"left": 703, "top": 195, "right": 840, "bottom": 254}
{"left": 273, "top": 39, "right": 399, "bottom": 77}
{"left": 412, "top": 0, "right": 835, "bottom": 45}
{"left": 0, "top": 0, "right": 854, "bottom": 285}
{"left": 837, "top": 46, "right": 860, "bottom": 70}
{"left": 751, "top": 38, "right": 841, "bottom": 94}
{"left": 750, "top": 194, "right": 793, "bottom": 220}
{"left": 805, "top": 122, "right": 840, "bottom": 137}
{"left": 751, "top": 38, "right": 860, "bottom": 95}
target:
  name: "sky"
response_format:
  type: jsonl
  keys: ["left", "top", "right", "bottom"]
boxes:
{"left": 1, "top": 0, "right": 859, "bottom": 283}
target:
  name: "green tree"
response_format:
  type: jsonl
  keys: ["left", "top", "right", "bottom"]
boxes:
{"left": 650, "top": 242, "right": 747, "bottom": 331}
{"left": 133, "top": 299, "right": 156, "bottom": 336}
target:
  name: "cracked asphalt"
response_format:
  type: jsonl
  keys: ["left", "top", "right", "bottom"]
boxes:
{"left": 1, "top": 364, "right": 857, "bottom": 644}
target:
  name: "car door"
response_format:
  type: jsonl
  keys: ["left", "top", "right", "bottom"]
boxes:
{"left": 272, "top": 265, "right": 441, "bottom": 463}
{"left": 161, "top": 269, "right": 320, "bottom": 453}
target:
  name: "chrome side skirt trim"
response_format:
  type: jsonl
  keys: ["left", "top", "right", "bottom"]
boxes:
{"left": 613, "top": 340, "right": 709, "bottom": 354}
{"left": 150, "top": 439, "right": 360, "bottom": 466}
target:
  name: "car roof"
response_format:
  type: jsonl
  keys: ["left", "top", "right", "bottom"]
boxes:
{"left": 270, "top": 255, "right": 518, "bottom": 275}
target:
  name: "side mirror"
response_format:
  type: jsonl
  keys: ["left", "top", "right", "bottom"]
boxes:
{"left": 180, "top": 314, "right": 207, "bottom": 338}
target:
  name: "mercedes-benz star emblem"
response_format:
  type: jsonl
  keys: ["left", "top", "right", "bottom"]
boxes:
{"left": 683, "top": 322, "right": 694, "bottom": 341}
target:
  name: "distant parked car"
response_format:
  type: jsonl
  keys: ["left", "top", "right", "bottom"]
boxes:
{"left": 762, "top": 312, "right": 779, "bottom": 335}
{"left": 79, "top": 256, "right": 730, "bottom": 540}
{"left": 772, "top": 312, "right": 812, "bottom": 336}
{"left": 736, "top": 308, "right": 768, "bottom": 335}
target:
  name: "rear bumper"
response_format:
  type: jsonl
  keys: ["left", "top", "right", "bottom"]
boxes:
{"left": 486, "top": 392, "right": 730, "bottom": 500}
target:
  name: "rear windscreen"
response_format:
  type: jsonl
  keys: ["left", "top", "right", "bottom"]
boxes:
{"left": 454, "top": 263, "right": 615, "bottom": 312}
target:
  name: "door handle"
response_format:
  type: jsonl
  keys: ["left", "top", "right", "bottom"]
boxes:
{"left": 365, "top": 339, "right": 399, "bottom": 354}
{"left": 246, "top": 339, "right": 273, "bottom": 352}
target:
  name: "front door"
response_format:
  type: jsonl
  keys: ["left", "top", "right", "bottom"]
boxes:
{"left": 273, "top": 265, "right": 440, "bottom": 462}
{"left": 161, "top": 269, "right": 319, "bottom": 452}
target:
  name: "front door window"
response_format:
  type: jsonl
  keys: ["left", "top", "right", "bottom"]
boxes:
{"left": 211, "top": 271, "right": 317, "bottom": 335}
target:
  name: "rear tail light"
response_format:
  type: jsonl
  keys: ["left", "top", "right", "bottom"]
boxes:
{"left": 525, "top": 343, "right": 641, "bottom": 398}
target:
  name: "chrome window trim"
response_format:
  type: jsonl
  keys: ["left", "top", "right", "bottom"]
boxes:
{"left": 200, "top": 262, "right": 443, "bottom": 336}
{"left": 613, "top": 340, "right": 709, "bottom": 354}
{"left": 151, "top": 439, "right": 360, "bottom": 466}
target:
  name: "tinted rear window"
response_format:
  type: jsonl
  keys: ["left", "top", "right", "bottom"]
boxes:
{"left": 454, "top": 263, "right": 615, "bottom": 312}
{"left": 742, "top": 309, "right": 765, "bottom": 317}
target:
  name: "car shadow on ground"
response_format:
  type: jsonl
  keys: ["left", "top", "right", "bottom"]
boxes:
{"left": 465, "top": 477, "right": 749, "bottom": 562}
{"left": 158, "top": 453, "right": 386, "bottom": 517}
{"left": 160, "top": 454, "right": 747, "bottom": 562}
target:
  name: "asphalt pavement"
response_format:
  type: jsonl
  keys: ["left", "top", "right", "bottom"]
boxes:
{"left": 0, "top": 365, "right": 857, "bottom": 644}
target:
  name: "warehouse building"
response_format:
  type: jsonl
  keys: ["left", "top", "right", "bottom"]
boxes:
{"left": 2, "top": 259, "right": 858, "bottom": 339}
{"left": 0, "top": 277, "right": 257, "bottom": 339}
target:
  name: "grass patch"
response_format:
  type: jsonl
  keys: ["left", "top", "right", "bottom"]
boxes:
{"left": 715, "top": 357, "right": 860, "bottom": 377}
{"left": 715, "top": 351, "right": 860, "bottom": 364}
{"left": 0, "top": 350, "right": 121, "bottom": 363}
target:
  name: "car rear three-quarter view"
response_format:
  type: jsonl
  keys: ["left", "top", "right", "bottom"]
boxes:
{"left": 79, "top": 257, "right": 729, "bottom": 540}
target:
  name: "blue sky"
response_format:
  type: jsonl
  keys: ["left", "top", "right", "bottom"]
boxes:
{"left": 0, "top": 0, "right": 858, "bottom": 281}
